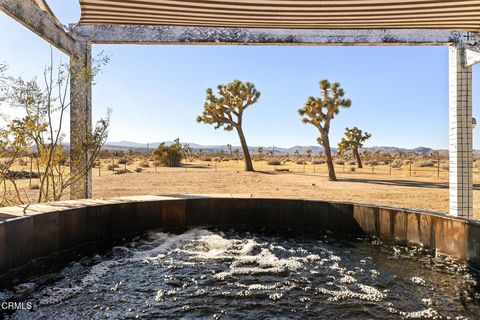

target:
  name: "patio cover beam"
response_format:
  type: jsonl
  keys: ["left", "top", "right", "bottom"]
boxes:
{"left": 0, "top": 0, "right": 84, "bottom": 59}
{"left": 73, "top": 25, "right": 480, "bottom": 50}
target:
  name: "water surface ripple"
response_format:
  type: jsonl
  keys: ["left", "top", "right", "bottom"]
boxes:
{"left": 2, "top": 228, "right": 479, "bottom": 319}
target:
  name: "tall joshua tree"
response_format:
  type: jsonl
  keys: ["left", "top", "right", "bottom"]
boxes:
{"left": 197, "top": 80, "right": 260, "bottom": 172}
{"left": 338, "top": 127, "right": 371, "bottom": 168}
{"left": 299, "top": 79, "right": 352, "bottom": 181}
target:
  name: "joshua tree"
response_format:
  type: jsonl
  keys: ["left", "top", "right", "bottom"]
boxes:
{"left": 233, "top": 149, "right": 240, "bottom": 159}
{"left": 227, "top": 144, "right": 233, "bottom": 159}
{"left": 337, "top": 127, "right": 371, "bottom": 168}
{"left": 257, "top": 147, "right": 264, "bottom": 160}
{"left": 197, "top": 80, "right": 260, "bottom": 172}
{"left": 306, "top": 148, "right": 312, "bottom": 159}
{"left": 294, "top": 149, "right": 300, "bottom": 159}
{"left": 299, "top": 79, "right": 352, "bottom": 181}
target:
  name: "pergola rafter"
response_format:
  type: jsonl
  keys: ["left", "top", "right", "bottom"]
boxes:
{"left": 0, "top": 0, "right": 479, "bottom": 218}
{"left": 73, "top": 24, "right": 479, "bottom": 48}
{"left": 0, "top": 0, "right": 84, "bottom": 59}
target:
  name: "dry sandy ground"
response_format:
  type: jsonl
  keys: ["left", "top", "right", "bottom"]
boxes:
{"left": 91, "top": 169, "right": 480, "bottom": 220}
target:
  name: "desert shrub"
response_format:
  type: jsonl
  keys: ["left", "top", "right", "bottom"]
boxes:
{"left": 154, "top": 143, "right": 183, "bottom": 167}
{"left": 153, "top": 161, "right": 161, "bottom": 167}
{"left": 92, "top": 160, "right": 100, "bottom": 168}
{"left": 391, "top": 160, "right": 403, "bottom": 168}
{"left": 118, "top": 158, "right": 128, "bottom": 165}
{"left": 349, "top": 167, "right": 356, "bottom": 172}
{"left": 441, "top": 164, "right": 449, "bottom": 171}
{"left": 140, "top": 160, "right": 150, "bottom": 168}
{"left": 107, "top": 164, "right": 119, "bottom": 171}
{"left": 30, "top": 184, "right": 40, "bottom": 190}
{"left": 135, "top": 168, "right": 143, "bottom": 173}
{"left": 213, "top": 157, "right": 223, "bottom": 162}
{"left": 418, "top": 161, "right": 434, "bottom": 168}
{"left": 349, "top": 161, "right": 356, "bottom": 165}
{"left": 17, "top": 158, "right": 27, "bottom": 166}
{"left": 267, "top": 159, "right": 281, "bottom": 166}
{"left": 5, "top": 171, "right": 40, "bottom": 180}
{"left": 115, "top": 169, "right": 131, "bottom": 175}
{"left": 335, "top": 159, "right": 345, "bottom": 165}
{"left": 312, "top": 159, "right": 325, "bottom": 165}
{"left": 222, "top": 158, "right": 230, "bottom": 162}
{"left": 296, "top": 160, "right": 306, "bottom": 165}
{"left": 202, "top": 157, "right": 212, "bottom": 162}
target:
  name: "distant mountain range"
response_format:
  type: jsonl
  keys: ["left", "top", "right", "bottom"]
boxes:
{"left": 102, "top": 140, "right": 455, "bottom": 156}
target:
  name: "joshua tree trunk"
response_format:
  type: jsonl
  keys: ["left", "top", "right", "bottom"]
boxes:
{"left": 353, "top": 147, "right": 363, "bottom": 168}
{"left": 321, "top": 132, "right": 337, "bottom": 181}
{"left": 236, "top": 126, "right": 254, "bottom": 172}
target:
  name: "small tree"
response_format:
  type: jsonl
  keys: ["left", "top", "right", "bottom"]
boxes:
{"left": 299, "top": 80, "right": 351, "bottom": 181}
{"left": 2, "top": 55, "right": 110, "bottom": 204}
{"left": 306, "top": 148, "right": 312, "bottom": 159}
{"left": 197, "top": 80, "right": 260, "bottom": 172}
{"left": 227, "top": 144, "right": 233, "bottom": 159}
{"left": 338, "top": 127, "right": 371, "bottom": 168}
{"left": 257, "top": 147, "right": 264, "bottom": 160}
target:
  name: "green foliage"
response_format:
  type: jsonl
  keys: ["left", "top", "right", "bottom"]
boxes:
{"left": 154, "top": 142, "right": 183, "bottom": 167}
{"left": 298, "top": 79, "right": 352, "bottom": 141}
{"left": 197, "top": 80, "right": 260, "bottom": 131}
{"left": 0, "top": 54, "right": 110, "bottom": 205}
{"left": 337, "top": 127, "right": 371, "bottom": 154}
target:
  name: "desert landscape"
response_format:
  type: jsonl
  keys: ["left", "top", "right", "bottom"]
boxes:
{"left": 5, "top": 152, "right": 480, "bottom": 220}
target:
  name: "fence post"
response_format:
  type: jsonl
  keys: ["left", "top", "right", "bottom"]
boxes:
{"left": 99, "top": 164, "right": 101, "bottom": 177}
{"left": 29, "top": 156, "right": 33, "bottom": 187}
{"left": 372, "top": 163, "right": 374, "bottom": 173}
{"left": 437, "top": 161, "right": 440, "bottom": 178}
{"left": 409, "top": 161, "right": 412, "bottom": 177}
{"left": 303, "top": 162, "right": 306, "bottom": 173}
{"left": 112, "top": 157, "right": 115, "bottom": 174}
{"left": 215, "top": 161, "right": 217, "bottom": 172}
{"left": 389, "top": 163, "right": 392, "bottom": 175}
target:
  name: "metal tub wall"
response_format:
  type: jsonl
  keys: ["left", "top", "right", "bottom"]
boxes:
{"left": 0, "top": 196, "right": 478, "bottom": 276}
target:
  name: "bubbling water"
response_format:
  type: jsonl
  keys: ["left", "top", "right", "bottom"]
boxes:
{"left": 2, "top": 228, "right": 479, "bottom": 319}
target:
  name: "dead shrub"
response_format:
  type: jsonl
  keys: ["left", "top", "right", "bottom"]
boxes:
{"left": 418, "top": 161, "right": 434, "bottom": 168}
{"left": 267, "top": 159, "right": 281, "bottom": 166}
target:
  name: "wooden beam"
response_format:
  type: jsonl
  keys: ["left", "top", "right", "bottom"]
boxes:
{"left": 73, "top": 24, "right": 480, "bottom": 48}
{"left": 0, "top": 0, "right": 83, "bottom": 59}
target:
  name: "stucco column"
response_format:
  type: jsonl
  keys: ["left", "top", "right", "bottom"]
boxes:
{"left": 70, "top": 43, "right": 92, "bottom": 199}
{"left": 448, "top": 45, "right": 473, "bottom": 218}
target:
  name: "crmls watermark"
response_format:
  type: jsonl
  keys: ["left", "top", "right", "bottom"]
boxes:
{"left": 1, "top": 302, "right": 33, "bottom": 310}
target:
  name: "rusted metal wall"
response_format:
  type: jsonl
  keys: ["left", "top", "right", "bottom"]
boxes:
{"left": 0, "top": 196, "right": 478, "bottom": 278}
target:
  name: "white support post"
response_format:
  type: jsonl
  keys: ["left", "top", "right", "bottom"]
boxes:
{"left": 449, "top": 45, "right": 473, "bottom": 218}
{"left": 70, "top": 43, "right": 92, "bottom": 199}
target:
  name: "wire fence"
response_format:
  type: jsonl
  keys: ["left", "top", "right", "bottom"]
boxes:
{"left": 4, "top": 156, "right": 480, "bottom": 198}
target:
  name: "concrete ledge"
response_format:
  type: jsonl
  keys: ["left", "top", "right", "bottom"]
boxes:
{"left": 0, "top": 195, "right": 478, "bottom": 275}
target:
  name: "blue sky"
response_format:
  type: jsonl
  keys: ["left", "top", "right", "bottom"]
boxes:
{"left": 1, "top": 0, "right": 479, "bottom": 149}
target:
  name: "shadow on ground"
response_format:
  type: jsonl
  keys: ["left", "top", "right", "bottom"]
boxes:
{"left": 337, "top": 177, "right": 480, "bottom": 190}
